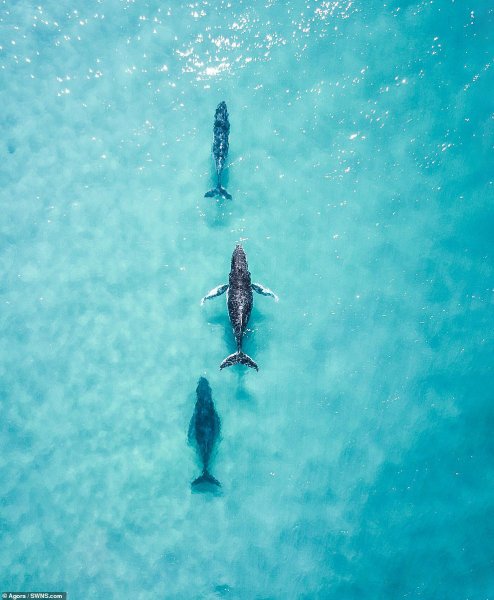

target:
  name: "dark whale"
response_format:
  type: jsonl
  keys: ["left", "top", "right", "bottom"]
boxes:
{"left": 201, "top": 245, "right": 278, "bottom": 371}
{"left": 205, "top": 101, "right": 232, "bottom": 200}
{"left": 188, "top": 377, "right": 221, "bottom": 487}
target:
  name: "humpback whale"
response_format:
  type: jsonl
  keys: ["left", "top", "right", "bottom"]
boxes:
{"left": 205, "top": 101, "right": 232, "bottom": 200}
{"left": 188, "top": 377, "right": 221, "bottom": 488}
{"left": 201, "top": 245, "right": 278, "bottom": 371}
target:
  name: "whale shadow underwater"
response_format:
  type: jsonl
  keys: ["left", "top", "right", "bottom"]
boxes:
{"left": 188, "top": 377, "right": 222, "bottom": 494}
{"left": 233, "top": 372, "right": 258, "bottom": 407}
{"left": 202, "top": 200, "right": 234, "bottom": 231}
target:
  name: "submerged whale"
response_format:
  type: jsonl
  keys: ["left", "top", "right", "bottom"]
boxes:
{"left": 201, "top": 245, "right": 278, "bottom": 371}
{"left": 188, "top": 377, "right": 221, "bottom": 488}
{"left": 205, "top": 101, "right": 232, "bottom": 200}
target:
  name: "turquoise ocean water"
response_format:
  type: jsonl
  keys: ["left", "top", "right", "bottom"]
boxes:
{"left": 1, "top": 0, "right": 493, "bottom": 598}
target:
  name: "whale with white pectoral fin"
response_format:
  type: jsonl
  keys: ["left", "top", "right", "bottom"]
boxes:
{"left": 201, "top": 245, "right": 279, "bottom": 371}
{"left": 188, "top": 377, "right": 221, "bottom": 489}
{"left": 205, "top": 101, "right": 232, "bottom": 200}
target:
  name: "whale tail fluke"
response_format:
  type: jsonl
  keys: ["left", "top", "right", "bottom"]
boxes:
{"left": 220, "top": 351, "right": 258, "bottom": 371}
{"left": 192, "top": 470, "right": 221, "bottom": 487}
{"left": 205, "top": 186, "right": 232, "bottom": 200}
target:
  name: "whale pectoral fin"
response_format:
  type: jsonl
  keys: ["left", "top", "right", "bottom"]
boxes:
{"left": 200, "top": 284, "right": 228, "bottom": 305}
{"left": 252, "top": 283, "right": 279, "bottom": 302}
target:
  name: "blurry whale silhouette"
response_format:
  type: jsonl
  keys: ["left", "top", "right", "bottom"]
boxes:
{"left": 188, "top": 377, "right": 221, "bottom": 488}
{"left": 205, "top": 101, "right": 232, "bottom": 200}
{"left": 201, "top": 245, "right": 279, "bottom": 371}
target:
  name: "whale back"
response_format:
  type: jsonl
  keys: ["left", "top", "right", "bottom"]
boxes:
{"left": 190, "top": 377, "right": 220, "bottom": 467}
{"left": 212, "top": 101, "right": 230, "bottom": 172}
{"left": 228, "top": 246, "right": 253, "bottom": 341}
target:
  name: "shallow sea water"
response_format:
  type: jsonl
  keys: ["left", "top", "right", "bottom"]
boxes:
{"left": 1, "top": 0, "right": 493, "bottom": 598}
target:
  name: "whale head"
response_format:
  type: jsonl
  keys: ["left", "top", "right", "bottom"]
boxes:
{"left": 231, "top": 245, "right": 249, "bottom": 274}
{"left": 215, "top": 101, "right": 229, "bottom": 125}
{"left": 216, "top": 100, "right": 228, "bottom": 113}
{"left": 196, "top": 377, "right": 212, "bottom": 398}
